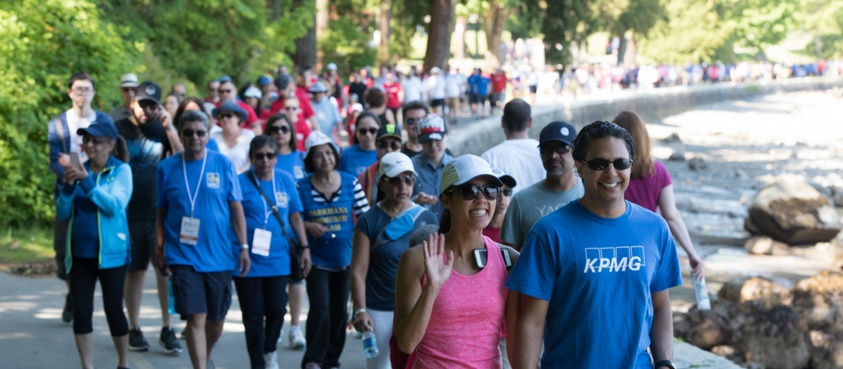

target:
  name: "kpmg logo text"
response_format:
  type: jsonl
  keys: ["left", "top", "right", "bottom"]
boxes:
{"left": 583, "top": 246, "right": 645, "bottom": 273}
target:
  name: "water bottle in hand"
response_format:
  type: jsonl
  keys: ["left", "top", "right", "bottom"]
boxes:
{"left": 362, "top": 330, "right": 379, "bottom": 358}
{"left": 168, "top": 279, "right": 177, "bottom": 315}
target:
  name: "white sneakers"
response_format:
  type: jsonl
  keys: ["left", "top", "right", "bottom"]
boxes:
{"left": 288, "top": 325, "right": 306, "bottom": 349}
{"left": 264, "top": 351, "right": 279, "bottom": 369}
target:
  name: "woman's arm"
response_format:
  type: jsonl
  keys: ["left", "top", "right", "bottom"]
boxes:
{"left": 503, "top": 247, "right": 521, "bottom": 364}
{"left": 87, "top": 163, "right": 133, "bottom": 218}
{"left": 658, "top": 184, "right": 704, "bottom": 279}
{"left": 350, "top": 229, "right": 373, "bottom": 332}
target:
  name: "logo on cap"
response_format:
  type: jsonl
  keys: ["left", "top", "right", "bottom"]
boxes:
{"left": 145, "top": 84, "right": 157, "bottom": 96}
{"left": 561, "top": 127, "right": 570, "bottom": 136}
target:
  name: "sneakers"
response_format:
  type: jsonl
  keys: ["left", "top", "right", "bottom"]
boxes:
{"left": 264, "top": 351, "right": 279, "bottom": 369}
{"left": 62, "top": 293, "right": 73, "bottom": 323}
{"left": 128, "top": 327, "right": 149, "bottom": 351}
{"left": 288, "top": 325, "right": 306, "bottom": 349}
{"left": 303, "top": 363, "right": 321, "bottom": 369}
{"left": 159, "top": 326, "right": 183, "bottom": 354}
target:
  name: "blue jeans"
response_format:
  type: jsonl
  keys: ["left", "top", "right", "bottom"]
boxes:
{"left": 234, "top": 276, "right": 289, "bottom": 369}
{"left": 302, "top": 267, "right": 349, "bottom": 368}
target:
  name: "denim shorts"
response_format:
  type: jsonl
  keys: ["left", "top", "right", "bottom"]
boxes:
{"left": 170, "top": 265, "right": 232, "bottom": 322}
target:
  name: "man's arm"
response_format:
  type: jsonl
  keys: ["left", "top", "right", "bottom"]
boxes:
{"left": 513, "top": 294, "right": 548, "bottom": 369}
{"left": 649, "top": 289, "right": 674, "bottom": 368}
{"left": 229, "top": 201, "right": 250, "bottom": 276}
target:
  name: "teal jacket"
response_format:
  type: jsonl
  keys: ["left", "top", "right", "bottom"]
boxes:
{"left": 56, "top": 156, "right": 133, "bottom": 271}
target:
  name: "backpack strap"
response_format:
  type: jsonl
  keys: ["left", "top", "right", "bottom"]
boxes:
{"left": 372, "top": 204, "right": 424, "bottom": 251}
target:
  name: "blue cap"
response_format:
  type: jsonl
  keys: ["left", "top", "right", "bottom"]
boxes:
{"left": 212, "top": 100, "right": 248, "bottom": 121}
{"left": 77, "top": 119, "right": 118, "bottom": 140}
{"left": 219, "top": 75, "right": 233, "bottom": 84}
{"left": 257, "top": 75, "right": 272, "bottom": 87}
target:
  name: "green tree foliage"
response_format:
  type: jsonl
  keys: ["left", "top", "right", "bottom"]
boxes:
{"left": 716, "top": 0, "right": 798, "bottom": 52}
{"left": 0, "top": 0, "right": 140, "bottom": 227}
{"left": 637, "top": 0, "right": 734, "bottom": 65}
{"left": 525, "top": 0, "right": 594, "bottom": 66}
{"left": 318, "top": 18, "right": 377, "bottom": 75}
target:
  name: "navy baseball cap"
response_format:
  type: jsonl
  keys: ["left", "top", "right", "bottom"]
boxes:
{"left": 77, "top": 120, "right": 118, "bottom": 140}
{"left": 257, "top": 75, "right": 272, "bottom": 87}
{"left": 539, "top": 121, "right": 577, "bottom": 147}
{"left": 135, "top": 81, "right": 162, "bottom": 105}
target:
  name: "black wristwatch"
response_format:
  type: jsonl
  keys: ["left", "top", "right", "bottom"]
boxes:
{"left": 654, "top": 359, "right": 676, "bottom": 369}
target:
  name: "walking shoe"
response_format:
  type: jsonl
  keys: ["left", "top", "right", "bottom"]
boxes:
{"left": 62, "top": 293, "right": 73, "bottom": 323}
{"left": 264, "top": 351, "right": 279, "bottom": 369}
{"left": 288, "top": 325, "right": 306, "bottom": 349}
{"left": 303, "top": 363, "right": 321, "bottom": 369}
{"left": 128, "top": 327, "right": 149, "bottom": 351}
{"left": 159, "top": 326, "right": 183, "bottom": 353}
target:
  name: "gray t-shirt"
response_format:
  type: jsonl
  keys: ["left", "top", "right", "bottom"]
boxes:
{"left": 500, "top": 179, "right": 584, "bottom": 247}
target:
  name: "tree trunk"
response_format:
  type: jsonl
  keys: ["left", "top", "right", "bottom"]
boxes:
{"left": 378, "top": 0, "right": 392, "bottom": 67}
{"left": 423, "top": 0, "right": 455, "bottom": 72}
{"left": 484, "top": 0, "right": 507, "bottom": 67}
{"left": 315, "top": 0, "right": 329, "bottom": 70}
{"left": 453, "top": 16, "right": 466, "bottom": 60}
{"left": 293, "top": 0, "right": 317, "bottom": 69}
{"left": 267, "top": 0, "right": 283, "bottom": 21}
{"left": 616, "top": 34, "right": 627, "bottom": 66}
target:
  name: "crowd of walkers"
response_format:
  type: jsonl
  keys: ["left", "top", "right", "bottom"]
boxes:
{"left": 49, "top": 65, "right": 712, "bottom": 369}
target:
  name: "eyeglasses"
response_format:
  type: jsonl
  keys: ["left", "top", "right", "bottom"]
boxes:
{"left": 181, "top": 129, "right": 207, "bottom": 137}
{"left": 448, "top": 183, "right": 500, "bottom": 201}
{"left": 218, "top": 88, "right": 233, "bottom": 94}
{"left": 284, "top": 106, "right": 299, "bottom": 111}
{"left": 269, "top": 125, "right": 291, "bottom": 134}
{"left": 253, "top": 152, "right": 277, "bottom": 160}
{"left": 377, "top": 140, "right": 401, "bottom": 151}
{"left": 121, "top": 87, "right": 136, "bottom": 93}
{"left": 358, "top": 127, "right": 378, "bottom": 136}
{"left": 219, "top": 113, "right": 236, "bottom": 119}
{"left": 501, "top": 188, "right": 513, "bottom": 197}
{"left": 385, "top": 173, "right": 415, "bottom": 186}
{"left": 72, "top": 87, "right": 93, "bottom": 94}
{"left": 405, "top": 118, "right": 418, "bottom": 126}
{"left": 580, "top": 158, "right": 633, "bottom": 171}
{"left": 540, "top": 144, "right": 571, "bottom": 156}
{"left": 82, "top": 136, "right": 108, "bottom": 145}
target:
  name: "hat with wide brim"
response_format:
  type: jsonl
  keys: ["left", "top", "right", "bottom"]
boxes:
{"left": 440, "top": 155, "right": 503, "bottom": 194}
{"left": 212, "top": 100, "right": 248, "bottom": 121}
{"left": 304, "top": 131, "right": 340, "bottom": 159}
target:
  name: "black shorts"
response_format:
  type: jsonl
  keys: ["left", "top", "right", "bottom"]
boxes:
{"left": 170, "top": 265, "right": 232, "bottom": 322}
{"left": 431, "top": 98, "right": 446, "bottom": 108}
{"left": 128, "top": 220, "right": 157, "bottom": 272}
{"left": 470, "top": 94, "right": 486, "bottom": 104}
{"left": 54, "top": 217, "right": 69, "bottom": 280}
{"left": 529, "top": 85, "right": 538, "bottom": 93}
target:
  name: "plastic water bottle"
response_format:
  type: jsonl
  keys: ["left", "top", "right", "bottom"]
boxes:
{"left": 362, "top": 331, "right": 379, "bottom": 358}
{"left": 693, "top": 276, "right": 711, "bottom": 311}
{"left": 167, "top": 279, "right": 177, "bottom": 315}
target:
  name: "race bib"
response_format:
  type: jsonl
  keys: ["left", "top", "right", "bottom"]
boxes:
{"left": 252, "top": 228, "right": 272, "bottom": 257}
{"left": 179, "top": 217, "right": 200, "bottom": 245}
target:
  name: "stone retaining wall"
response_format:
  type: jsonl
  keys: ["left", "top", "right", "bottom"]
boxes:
{"left": 449, "top": 76, "right": 843, "bottom": 156}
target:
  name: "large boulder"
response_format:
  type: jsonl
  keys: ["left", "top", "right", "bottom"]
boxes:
{"left": 718, "top": 276, "right": 793, "bottom": 308}
{"left": 745, "top": 175, "right": 842, "bottom": 245}
{"left": 791, "top": 271, "right": 843, "bottom": 333}
{"left": 808, "top": 330, "right": 843, "bottom": 369}
{"left": 734, "top": 303, "right": 811, "bottom": 369}
{"left": 679, "top": 301, "right": 743, "bottom": 350}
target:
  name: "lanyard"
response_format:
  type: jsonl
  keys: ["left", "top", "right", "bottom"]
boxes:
{"left": 256, "top": 169, "right": 279, "bottom": 229}
{"left": 182, "top": 149, "right": 208, "bottom": 218}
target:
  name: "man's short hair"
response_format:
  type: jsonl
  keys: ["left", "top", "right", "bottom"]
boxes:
{"left": 68, "top": 72, "right": 95, "bottom": 90}
{"left": 502, "top": 98, "right": 531, "bottom": 132}
{"left": 402, "top": 100, "right": 429, "bottom": 119}
{"left": 178, "top": 110, "right": 210, "bottom": 131}
{"left": 572, "top": 121, "right": 636, "bottom": 162}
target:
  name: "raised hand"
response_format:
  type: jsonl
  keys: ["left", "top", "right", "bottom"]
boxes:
{"left": 423, "top": 233, "right": 453, "bottom": 289}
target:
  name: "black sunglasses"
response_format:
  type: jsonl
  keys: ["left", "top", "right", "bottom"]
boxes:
{"left": 139, "top": 100, "right": 158, "bottom": 110}
{"left": 181, "top": 129, "right": 207, "bottom": 137}
{"left": 377, "top": 140, "right": 401, "bottom": 151}
{"left": 218, "top": 88, "right": 233, "bottom": 93}
{"left": 448, "top": 183, "right": 500, "bottom": 201}
{"left": 358, "top": 127, "right": 378, "bottom": 136}
{"left": 269, "top": 125, "right": 291, "bottom": 134}
{"left": 253, "top": 152, "right": 277, "bottom": 160}
{"left": 501, "top": 188, "right": 513, "bottom": 197}
{"left": 581, "top": 158, "right": 633, "bottom": 171}
{"left": 385, "top": 173, "right": 415, "bottom": 186}
{"left": 540, "top": 144, "right": 571, "bottom": 156}
{"left": 405, "top": 118, "right": 418, "bottom": 126}
{"left": 219, "top": 113, "right": 236, "bottom": 119}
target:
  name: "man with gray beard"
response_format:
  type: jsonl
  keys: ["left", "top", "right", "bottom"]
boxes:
{"left": 499, "top": 121, "right": 584, "bottom": 250}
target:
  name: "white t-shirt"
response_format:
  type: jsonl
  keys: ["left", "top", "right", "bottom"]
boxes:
{"left": 211, "top": 129, "right": 255, "bottom": 174}
{"left": 445, "top": 73, "right": 462, "bottom": 98}
{"left": 481, "top": 138, "right": 545, "bottom": 194}
{"left": 65, "top": 109, "right": 96, "bottom": 162}
{"left": 427, "top": 75, "right": 446, "bottom": 100}
{"left": 402, "top": 77, "right": 424, "bottom": 103}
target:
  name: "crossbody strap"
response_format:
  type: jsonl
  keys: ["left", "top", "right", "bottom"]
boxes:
{"left": 54, "top": 117, "right": 67, "bottom": 153}
{"left": 246, "top": 171, "right": 297, "bottom": 248}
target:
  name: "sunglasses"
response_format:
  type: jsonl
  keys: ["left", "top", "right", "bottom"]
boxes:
{"left": 121, "top": 87, "right": 136, "bottom": 93}
{"left": 581, "top": 158, "right": 633, "bottom": 171}
{"left": 218, "top": 88, "right": 233, "bottom": 94}
{"left": 377, "top": 140, "right": 401, "bottom": 151}
{"left": 269, "top": 125, "right": 291, "bottom": 134}
{"left": 284, "top": 106, "right": 299, "bottom": 111}
{"left": 385, "top": 173, "right": 415, "bottom": 186}
{"left": 253, "top": 152, "right": 277, "bottom": 160}
{"left": 448, "top": 183, "right": 500, "bottom": 201}
{"left": 540, "top": 144, "right": 571, "bottom": 156}
{"left": 405, "top": 118, "right": 418, "bottom": 126}
{"left": 139, "top": 100, "right": 158, "bottom": 110}
{"left": 501, "top": 188, "right": 513, "bottom": 197}
{"left": 181, "top": 129, "right": 207, "bottom": 137}
{"left": 83, "top": 136, "right": 109, "bottom": 145}
{"left": 358, "top": 127, "right": 378, "bottom": 136}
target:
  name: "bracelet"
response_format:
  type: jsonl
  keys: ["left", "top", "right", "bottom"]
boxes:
{"left": 353, "top": 308, "right": 367, "bottom": 320}
{"left": 241, "top": 244, "right": 249, "bottom": 250}
{"left": 654, "top": 360, "right": 676, "bottom": 369}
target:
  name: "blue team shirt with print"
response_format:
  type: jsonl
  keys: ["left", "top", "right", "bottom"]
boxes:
{"left": 338, "top": 145, "right": 377, "bottom": 177}
{"left": 157, "top": 150, "right": 242, "bottom": 272}
{"left": 506, "top": 200, "right": 682, "bottom": 368}
{"left": 275, "top": 150, "right": 306, "bottom": 180}
{"left": 235, "top": 169, "right": 303, "bottom": 277}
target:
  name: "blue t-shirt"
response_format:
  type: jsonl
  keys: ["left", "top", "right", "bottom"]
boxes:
{"left": 506, "top": 200, "right": 683, "bottom": 368}
{"left": 275, "top": 150, "right": 306, "bottom": 180}
{"left": 298, "top": 172, "right": 366, "bottom": 268}
{"left": 339, "top": 144, "right": 377, "bottom": 177}
{"left": 411, "top": 153, "right": 453, "bottom": 218}
{"left": 355, "top": 204, "right": 438, "bottom": 310}
{"left": 206, "top": 139, "right": 220, "bottom": 152}
{"left": 235, "top": 169, "right": 304, "bottom": 277}
{"left": 66, "top": 173, "right": 101, "bottom": 258}
{"left": 157, "top": 150, "right": 243, "bottom": 272}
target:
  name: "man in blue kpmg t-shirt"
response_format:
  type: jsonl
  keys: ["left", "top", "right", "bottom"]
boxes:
{"left": 506, "top": 121, "right": 683, "bottom": 369}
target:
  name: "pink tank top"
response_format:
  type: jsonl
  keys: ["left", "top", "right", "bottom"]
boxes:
{"left": 413, "top": 236, "right": 508, "bottom": 369}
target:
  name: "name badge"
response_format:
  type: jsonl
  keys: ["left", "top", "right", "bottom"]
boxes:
{"left": 180, "top": 217, "right": 200, "bottom": 245}
{"left": 252, "top": 228, "right": 272, "bottom": 257}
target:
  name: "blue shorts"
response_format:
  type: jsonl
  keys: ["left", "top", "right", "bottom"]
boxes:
{"left": 170, "top": 265, "right": 232, "bottom": 322}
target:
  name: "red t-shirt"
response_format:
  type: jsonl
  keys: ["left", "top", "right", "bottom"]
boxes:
{"left": 266, "top": 97, "right": 312, "bottom": 151}
{"left": 384, "top": 82, "right": 402, "bottom": 109}
{"left": 295, "top": 86, "right": 316, "bottom": 120}
{"left": 491, "top": 73, "right": 507, "bottom": 93}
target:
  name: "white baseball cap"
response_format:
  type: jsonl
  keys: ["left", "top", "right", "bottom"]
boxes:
{"left": 304, "top": 131, "right": 340, "bottom": 159}
{"left": 243, "top": 86, "right": 262, "bottom": 99}
{"left": 378, "top": 152, "right": 416, "bottom": 182}
{"left": 440, "top": 155, "right": 502, "bottom": 194}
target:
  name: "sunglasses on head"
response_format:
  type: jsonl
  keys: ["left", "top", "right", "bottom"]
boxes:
{"left": 377, "top": 140, "right": 401, "bottom": 151}
{"left": 448, "top": 183, "right": 500, "bottom": 201}
{"left": 385, "top": 173, "right": 415, "bottom": 186}
{"left": 269, "top": 125, "right": 291, "bottom": 134}
{"left": 358, "top": 127, "right": 378, "bottom": 136}
{"left": 253, "top": 152, "right": 277, "bottom": 160}
{"left": 181, "top": 129, "right": 207, "bottom": 137}
{"left": 540, "top": 144, "right": 571, "bottom": 156}
{"left": 581, "top": 158, "right": 633, "bottom": 171}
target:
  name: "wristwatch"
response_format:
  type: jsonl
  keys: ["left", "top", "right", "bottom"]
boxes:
{"left": 241, "top": 244, "right": 249, "bottom": 250}
{"left": 654, "top": 360, "right": 676, "bottom": 369}
{"left": 353, "top": 308, "right": 367, "bottom": 321}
